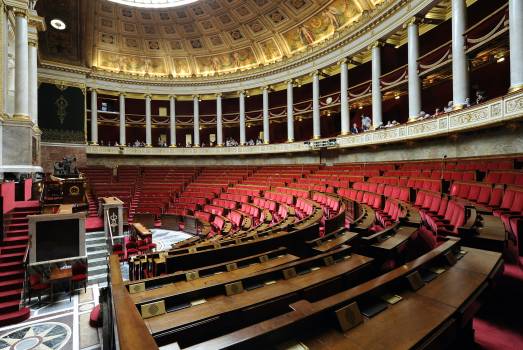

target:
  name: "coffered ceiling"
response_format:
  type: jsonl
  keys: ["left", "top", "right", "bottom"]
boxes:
{"left": 37, "top": 0, "right": 384, "bottom": 78}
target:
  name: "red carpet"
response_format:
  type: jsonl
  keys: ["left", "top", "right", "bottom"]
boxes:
{"left": 86, "top": 217, "right": 104, "bottom": 231}
{"left": 474, "top": 260, "right": 523, "bottom": 349}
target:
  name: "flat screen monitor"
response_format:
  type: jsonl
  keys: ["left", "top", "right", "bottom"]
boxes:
{"left": 35, "top": 219, "right": 80, "bottom": 261}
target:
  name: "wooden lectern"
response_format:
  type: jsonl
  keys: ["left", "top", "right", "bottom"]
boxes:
{"left": 101, "top": 197, "right": 124, "bottom": 238}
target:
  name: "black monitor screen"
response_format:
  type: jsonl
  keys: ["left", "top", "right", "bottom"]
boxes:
{"left": 36, "top": 219, "right": 80, "bottom": 261}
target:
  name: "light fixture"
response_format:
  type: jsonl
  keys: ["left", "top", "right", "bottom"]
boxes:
{"left": 497, "top": 56, "right": 505, "bottom": 63}
{"left": 395, "top": 95, "right": 400, "bottom": 100}
{"left": 50, "top": 19, "right": 66, "bottom": 30}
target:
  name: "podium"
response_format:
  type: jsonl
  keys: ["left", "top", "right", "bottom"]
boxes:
{"left": 101, "top": 197, "right": 124, "bottom": 238}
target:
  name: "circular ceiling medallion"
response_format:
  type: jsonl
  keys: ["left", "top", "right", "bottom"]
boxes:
{"left": 0, "top": 322, "right": 71, "bottom": 350}
{"left": 107, "top": 0, "right": 199, "bottom": 8}
{"left": 50, "top": 19, "right": 66, "bottom": 30}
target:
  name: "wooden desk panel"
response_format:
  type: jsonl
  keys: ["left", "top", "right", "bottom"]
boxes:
{"left": 314, "top": 232, "right": 358, "bottom": 253}
{"left": 145, "top": 254, "right": 373, "bottom": 335}
{"left": 131, "top": 253, "right": 300, "bottom": 304}
{"left": 453, "top": 248, "right": 503, "bottom": 276}
{"left": 301, "top": 293, "right": 455, "bottom": 350}
{"left": 371, "top": 226, "right": 417, "bottom": 250}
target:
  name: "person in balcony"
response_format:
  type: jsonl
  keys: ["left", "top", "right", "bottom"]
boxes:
{"left": 362, "top": 115, "right": 371, "bottom": 131}
{"left": 476, "top": 90, "right": 485, "bottom": 104}
{"left": 351, "top": 123, "right": 359, "bottom": 134}
{"left": 444, "top": 101, "right": 453, "bottom": 113}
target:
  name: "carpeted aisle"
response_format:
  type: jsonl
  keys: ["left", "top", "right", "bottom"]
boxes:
{"left": 474, "top": 260, "right": 523, "bottom": 350}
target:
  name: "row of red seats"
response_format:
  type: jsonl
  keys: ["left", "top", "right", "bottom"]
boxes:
{"left": 227, "top": 210, "right": 243, "bottom": 229}
{"left": 276, "top": 187, "right": 309, "bottom": 199}
{"left": 203, "top": 204, "right": 225, "bottom": 216}
{"left": 264, "top": 191, "right": 294, "bottom": 206}
{"left": 295, "top": 198, "right": 314, "bottom": 219}
{"left": 311, "top": 192, "right": 340, "bottom": 214}
{"left": 376, "top": 199, "right": 405, "bottom": 228}
{"left": 424, "top": 200, "right": 467, "bottom": 236}
{"left": 484, "top": 171, "right": 523, "bottom": 185}
{"left": 220, "top": 193, "right": 249, "bottom": 203}
{"left": 252, "top": 197, "right": 277, "bottom": 212}
{"left": 337, "top": 189, "right": 382, "bottom": 211}
{"left": 352, "top": 182, "right": 410, "bottom": 202}
{"left": 212, "top": 198, "right": 237, "bottom": 210}
{"left": 228, "top": 187, "right": 260, "bottom": 197}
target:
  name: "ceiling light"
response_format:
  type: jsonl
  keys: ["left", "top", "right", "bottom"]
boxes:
{"left": 395, "top": 95, "right": 400, "bottom": 100}
{"left": 497, "top": 56, "right": 505, "bottom": 63}
{"left": 50, "top": 19, "right": 66, "bottom": 30}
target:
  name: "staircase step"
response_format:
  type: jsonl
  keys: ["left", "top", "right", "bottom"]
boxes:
{"left": 0, "top": 244, "right": 27, "bottom": 253}
{"left": 5, "top": 229, "right": 29, "bottom": 235}
{"left": 88, "top": 257, "right": 108, "bottom": 268}
{"left": 0, "top": 261, "right": 23, "bottom": 272}
{"left": 0, "top": 269, "right": 24, "bottom": 280}
{"left": 0, "top": 307, "right": 30, "bottom": 327}
{"left": 0, "top": 289, "right": 22, "bottom": 301}
{"left": 0, "top": 278, "right": 24, "bottom": 291}
{"left": 0, "top": 252, "right": 25, "bottom": 262}
{"left": 2, "top": 236, "right": 30, "bottom": 244}
{"left": 0, "top": 300, "right": 21, "bottom": 313}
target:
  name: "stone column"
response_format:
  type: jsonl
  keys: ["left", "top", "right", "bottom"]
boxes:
{"left": 28, "top": 39, "right": 37, "bottom": 125}
{"left": 145, "top": 94, "right": 152, "bottom": 146}
{"left": 452, "top": 0, "right": 469, "bottom": 109}
{"left": 371, "top": 42, "right": 383, "bottom": 127}
{"left": 239, "top": 91, "right": 246, "bottom": 145}
{"left": 193, "top": 95, "right": 200, "bottom": 147}
{"left": 510, "top": 0, "right": 523, "bottom": 91}
{"left": 339, "top": 59, "right": 350, "bottom": 135}
{"left": 119, "top": 93, "right": 126, "bottom": 146}
{"left": 262, "top": 86, "right": 270, "bottom": 144}
{"left": 312, "top": 71, "right": 321, "bottom": 139}
{"left": 169, "top": 95, "right": 176, "bottom": 147}
{"left": 90, "top": 89, "right": 98, "bottom": 144}
{"left": 1, "top": 5, "right": 7, "bottom": 116}
{"left": 14, "top": 9, "right": 28, "bottom": 119}
{"left": 407, "top": 18, "right": 421, "bottom": 120}
{"left": 216, "top": 93, "right": 223, "bottom": 146}
{"left": 286, "top": 80, "right": 294, "bottom": 142}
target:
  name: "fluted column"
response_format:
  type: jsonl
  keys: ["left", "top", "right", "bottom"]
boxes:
{"left": 239, "top": 91, "right": 246, "bottom": 145}
{"left": 452, "top": 0, "right": 469, "bottom": 109}
{"left": 407, "top": 18, "right": 421, "bottom": 120}
{"left": 90, "top": 89, "right": 98, "bottom": 144}
{"left": 145, "top": 94, "right": 152, "bottom": 146}
{"left": 193, "top": 95, "right": 200, "bottom": 147}
{"left": 169, "top": 95, "right": 176, "bottom": 147}
{"left": 509, "top": 0, "right": 523, "bottom": 91}
{"left": 339, "top": 59, "right": 349, "bottom": 135}
{"left": 14, "top": 9, "right": 28, "bottom": 119}
{"left": 216, "top": 93, "right": 223, "bottom": 146}
{"left": 312, "top": 71, "right": 321, "bottom": 139}
{"left": 371, "top": 42, "right": 383, "bottom": 127}
{"left": 262, "top": 86, "right": 270, "bottom": 144}
{"left": 119, "top": 93, "right": 126, "bottom": 145}
{"left": 28, "top": 40, "right": 38, "bottom": 125}
{"left": 286, "top": 80, "right": 294, "bottom": 142}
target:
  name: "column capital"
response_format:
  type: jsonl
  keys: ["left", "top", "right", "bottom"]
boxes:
{"left": 338, "top": 58, "right": 348, "bottom": 66}
{"left": 310, "top": 70, "right": 320, "bottom": 77}
{"left": 11, "top": 7, "right": 28, "bottom": 18}
{"left": 144, "top": 94, "right": 152, "bottom": 99}
{"left": 215, "top": 92, "right": 222, "bottom": 98}
{"left": 238, "top": 90, "right": 246, "bottom": 96}
{"left": 119, "top": 92, "right": 126, "bottom": 97}
{"left": 403, "top": 16, "right": 423, "bottom": 29}
{"left": 88, "top": 87, "right": 98, "bottom": 93}
{"left": 285, "top": 79, "right": 294, "bottom": 86}
{"left": 168, "top": 94, "right": 176, "bottom": 100}
{"left": 368, "top": 40, "right": 385, "bottom": 50}
{"left": 192, "top": 94, "right": 199, "bottom": 100}
{"left": 28, "top": 38, "right": 38, "bottom": 47}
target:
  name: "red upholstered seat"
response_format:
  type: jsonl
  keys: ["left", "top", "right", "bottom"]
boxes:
{"left": 89, "top": 305, "right": 102, "bottom": 328}
{"left": 72, "top": 262, "right": 88, "bottom": 293}
{"left": 28, "top": 273, "right": 50, "bottom": 303}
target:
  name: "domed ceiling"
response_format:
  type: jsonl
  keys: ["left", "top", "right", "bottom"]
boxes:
{"left": 37, "top": 0, "right": 385, "bottom": 78}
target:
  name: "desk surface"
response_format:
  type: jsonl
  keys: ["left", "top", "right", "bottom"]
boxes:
{"left": 372, "top": 226, "right": 417, "bottom": 250}
{"left": 131, "top": 253, "right": 300, "bottom": 304}
{"left": 103, "top": 197, "right": 124, "bottom": 205}
{"left": 133, "top": 223, "right": 152, "bottom": 237}
{"left": 314, "top": 231, "right": 358, "bottom": 253}
{"left": 49, "top": 268, "right": 72, "bottom": 281}
{"left": 145, "top": 254, "right": 373, "bottom": 335}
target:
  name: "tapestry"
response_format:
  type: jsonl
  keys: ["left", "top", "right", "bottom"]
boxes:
{"left": 38, "top": 83, "right": 85, "bottom": 143}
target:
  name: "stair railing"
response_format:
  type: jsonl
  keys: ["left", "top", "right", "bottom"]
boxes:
{"left": 22, "top": 242, "right": 31, "bottom": 304}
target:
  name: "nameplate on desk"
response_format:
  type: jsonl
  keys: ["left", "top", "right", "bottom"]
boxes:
{"left": 282, "top": 267, "right": 297, "bottom": 280}
{"left": 185, "top": 270, "right": 199, "bottom": 281}
{"left": 444, "top": 251, "right": 458, "bottom": 266}
{"left": 226, "top": 262, "right": 238, "bottom": 272}
{"left": 323, "top": 256, "right": 335, "bottom": 266}
{"left": 188, "top": 247, "right": 197, "bottom": 254}
{"left": 128, "top": 282, "right": 146, "bottom": 294}
{"left": 259, "top": 254, "right": 269, "bottom": 263}
{"left": 225, "top": 281, "right": 244, "bottom": 296}
{"left": 335, "top": 302, "right": 363, "bottom": 332}
{"left": 141, "top": 300, "right": 166, "bottom": 319}
{"left": 406, "top": 271, "right": 425, "bottom": 291}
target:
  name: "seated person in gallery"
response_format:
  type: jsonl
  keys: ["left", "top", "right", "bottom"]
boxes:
{"left": 361, "top": 115, "right": 371, "bottom": 131}
{"left": 444, "top": 101, "right": 453, "bottom": 112}
{"left": 351, "top": 123, "right": 359, "bottom": 134}
{"left": 248, "top": 139, "right": 255, "bottom": 146}
{"left": 476, "top": 90, "right": 486, "bottom": 104}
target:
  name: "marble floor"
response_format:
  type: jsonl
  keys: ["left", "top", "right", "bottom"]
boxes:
{"left": 0, "top": 229, "right": 191, "bottom": 350}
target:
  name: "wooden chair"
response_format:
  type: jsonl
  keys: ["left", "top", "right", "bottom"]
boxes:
{"left": 28, "top": 273, "right": 50, "bottom": 304}
{"left": 71, "top": 262, "right": 88, "bottom": 293}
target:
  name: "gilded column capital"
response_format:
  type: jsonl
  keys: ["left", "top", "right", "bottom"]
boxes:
{"left": 368, "top": 40, "right": 385, "bottom": 51}
{"left": 28, "top": 38, "right": 38, "bottom": 47}
{"left": 119, "top": 92, "right": 126, "bottom": 98}
{"left": 144, "top": 94, "right": 152, "bottom": 100}
{"left": 11, "top": 7, "right": 28, "bottom": 18}
{"left": 403, "top": 16, "right": 423, "bottom": 29}
{"left": 338, "top": 58, "right": 348, "bottom": 66}
{"left": 168, "top": 94, "right": 176, "bottom": 100}
{"left": 215, "top": 92, "right": 222, "bottom": 98}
